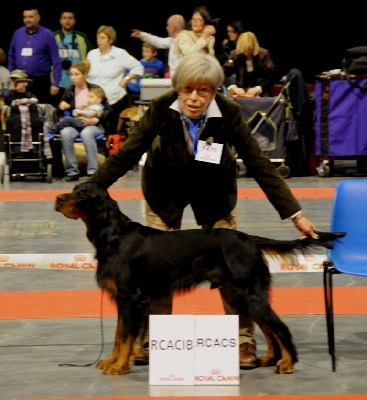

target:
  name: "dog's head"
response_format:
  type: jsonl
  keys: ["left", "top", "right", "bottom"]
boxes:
{"left": 55, "top": 182, "right": 111, "bottom": 221}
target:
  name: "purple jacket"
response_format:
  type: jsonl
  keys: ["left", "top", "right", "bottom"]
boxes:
{"left": 8, "top": 25, "right": 62, "bottom": 86}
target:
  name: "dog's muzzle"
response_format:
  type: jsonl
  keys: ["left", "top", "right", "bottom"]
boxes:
{"left": 55, "top": 193, "right": 75, "bottom": 213}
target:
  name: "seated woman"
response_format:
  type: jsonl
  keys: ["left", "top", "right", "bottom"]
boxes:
{"left": 223, "top": 31, "right": 276, "bottom": 97}
{"left": 56, "top": 60, "right": 113, "bottom": 181}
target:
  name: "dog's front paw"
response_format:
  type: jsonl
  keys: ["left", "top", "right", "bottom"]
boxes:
{"left": 274, "top": 361, "right": 294, "bottom": 374}
{"left": 103, "top": 362, "right": 130, "bottom": 375}
{"left": 96, "top": 358, "right": 114, "bottom": 371}
{"left": 258, "top": 355, "right": 277, "bottom": 367}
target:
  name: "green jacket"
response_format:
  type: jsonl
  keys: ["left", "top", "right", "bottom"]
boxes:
{"left": 89, "top": 91, "right": 301, "bottom": 228}
{"left": 53, "top": 30, "right": 92, "bottom": 60}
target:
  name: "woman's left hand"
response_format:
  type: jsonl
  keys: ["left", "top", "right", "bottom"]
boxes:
{"left": 245, "top": 87, "right": 260, "bottom": 98}
{"left": 82, "top": 117, "right": 99, "bottom": 126}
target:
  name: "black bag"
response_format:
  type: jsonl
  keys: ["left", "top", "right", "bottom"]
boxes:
{"left": 342, "top": 46, "right": 367, "bottom": 90}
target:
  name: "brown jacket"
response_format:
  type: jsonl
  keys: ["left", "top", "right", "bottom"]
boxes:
{"left": 89, "top": 91, "right": 300, "bottom": 228}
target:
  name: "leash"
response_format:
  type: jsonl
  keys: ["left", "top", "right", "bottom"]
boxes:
{"left": 58, "top": 289, "right": 106, "bottom": 368}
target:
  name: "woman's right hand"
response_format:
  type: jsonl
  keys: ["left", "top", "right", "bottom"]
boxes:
{"left": 131, "top": 29, "right": 141, "bottom": 38}
{"left": 202, "top": 25, "right": 216, "bottom": 38}
{"left": 59, "top": 101, "right": 71, "bottom": 111}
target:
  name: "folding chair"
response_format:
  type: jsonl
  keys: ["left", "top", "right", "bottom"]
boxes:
{"left": 323, "top": 179, "right": 367, "bottom": 371}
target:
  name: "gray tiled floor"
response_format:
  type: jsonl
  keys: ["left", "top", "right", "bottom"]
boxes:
{"left": 1, "top": 163, "right": 367, "bottom": 399}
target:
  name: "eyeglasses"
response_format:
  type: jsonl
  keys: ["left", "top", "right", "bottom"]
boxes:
{"left": 180, "top": 86, "right": 213, "bottom": 97}
{"left": 191, "top": 18, "right": 204, "bottom": 23}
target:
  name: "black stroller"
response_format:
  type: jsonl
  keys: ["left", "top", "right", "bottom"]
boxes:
{"left": 233, "top": 69, "right": 313, "bottom": 178}
{"left": 0, "top": 101, "right": 54, "bottom": 184}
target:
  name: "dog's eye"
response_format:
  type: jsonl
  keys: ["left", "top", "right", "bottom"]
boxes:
{"left": 78, "top": 187, "right": 89, "bottom": 199}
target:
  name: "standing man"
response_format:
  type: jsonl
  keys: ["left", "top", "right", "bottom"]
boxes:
{"left": 7, "top": 7, "right": 62, "bottom": 105}
{"left": 53, "top": 10, "right": 93, "bottom": 103}
{"left": 131, "top": 14, "right": 185, "bottom": 78}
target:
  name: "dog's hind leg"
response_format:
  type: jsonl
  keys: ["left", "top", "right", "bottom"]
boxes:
{"left": 254, "top": 305, "right": 298, "bottom": 374}
{"left": 96, "top": 314, "right": 132, "bottom": 375}
{"left": 257, "top": 319, "right": 296, "bottom": 374}
{"left": 254, "top": 323, "right": 280, "bottom": 367}
{"left": 220, "top": 284, "right": 297, "bottom": 374}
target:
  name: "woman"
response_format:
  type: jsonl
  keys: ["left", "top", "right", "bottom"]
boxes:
{"left": 224, "top": 31, "right": 276, "bottom": 97}
{"left": 87, "top": 25, "right": 144, "bottom": 132}
{"left": 0, "top": 48, "right": 10, "bottom": 91}
{"left": 174, "top": 6, "right": 216, "bottom": 57}
{"left": 218, "top": 20, "right": 245, "bottom": 65}
{"left": 88, "top": 52, "right": 319, "bottom": 369}
{"left": 57, "top": 60, "right": 112, "bottom": 181}
{"left": 218, "top": 20, "right": 245, "bottom": 86}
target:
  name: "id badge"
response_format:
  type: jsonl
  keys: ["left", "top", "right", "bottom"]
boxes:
{"left": 21, "top": 48, "right": 33, "bottom": 56}
{"left": 195, "top": 139, "right": 223, "bottom": 164}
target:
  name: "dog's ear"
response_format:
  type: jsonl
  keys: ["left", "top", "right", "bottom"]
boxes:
{"left": 74, "top": 182, "right": 111, "bottom": 208}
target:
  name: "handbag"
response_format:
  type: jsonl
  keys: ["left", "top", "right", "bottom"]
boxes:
{"left": 342, "top": 46, "right": 367, "bottom": 90}
{"left": 106, "top": 133, "right": 126, "bottom": 155}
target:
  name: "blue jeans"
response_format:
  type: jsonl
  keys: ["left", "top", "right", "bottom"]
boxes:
{"left": 60, "top": 125, "right": 105, "bottom": 176}
{"left": 53, "top": 116, "right": 86, "bottom": 134}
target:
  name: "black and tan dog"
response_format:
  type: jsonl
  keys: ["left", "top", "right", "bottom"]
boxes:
{"left": 55, "top": 182, "right": 345, "bottom": 375}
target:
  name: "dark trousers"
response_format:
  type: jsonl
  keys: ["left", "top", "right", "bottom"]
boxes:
{"left": 51, "top": 87, "right": 65, "bottom": 108}
{"left": 110, "top": 96, "right": 130, "bottom": 133}
{"left": 28, "top": 74, "right": 58, "bottom": 106}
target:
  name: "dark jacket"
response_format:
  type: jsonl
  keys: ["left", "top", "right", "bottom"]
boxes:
{"left": 53, "top": 30, "right": 93, "bottom": 60}
{"left": 89, "top": 91, "right": 300, "bottom": 228}
{"left": 2, "top": 90, "right": 37, "bottom": 105}
{"left": 59, "top": 83, "right": 114, "bottom": 133}
{"left": 224, "top": 48, "right": 276, "bottom": 96}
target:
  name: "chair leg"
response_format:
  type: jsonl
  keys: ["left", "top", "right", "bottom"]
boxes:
{"left": 323, "top": 260, "right": 336, "bottom": 371}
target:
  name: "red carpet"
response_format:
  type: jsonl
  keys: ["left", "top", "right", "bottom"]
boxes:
{"left": 1, "top": 287, "right": 367, "bottom": 320}
{"left": 0, "top": 187, "right": 335, "bottom": 201}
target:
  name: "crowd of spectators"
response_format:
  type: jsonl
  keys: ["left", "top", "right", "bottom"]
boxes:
{"left": 1, "top": 6, "right": 278, "bottom": 179}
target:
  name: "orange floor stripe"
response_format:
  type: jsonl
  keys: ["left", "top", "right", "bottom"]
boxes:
{"left": 0, "top": 187, "right": 335, "bottom": 201}
{"left": 25, "top": 396, "right": 367, "bottom": 400}
{"left": 1, "top": 287, "right": 367, "bottom": 320}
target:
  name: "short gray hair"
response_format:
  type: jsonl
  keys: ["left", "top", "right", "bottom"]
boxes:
{"left": 172, "top": 53, "right": 224, "bottom": 92}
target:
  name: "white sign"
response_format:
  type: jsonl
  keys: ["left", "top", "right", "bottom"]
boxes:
{"left": 149, "top": 315, "right": 195, "bottom": 385}
{"left": 194, "top": 315, "right": 239, "bottom": 385}
{"left": 149, "top": 315, "right": 239, "bottom": 386}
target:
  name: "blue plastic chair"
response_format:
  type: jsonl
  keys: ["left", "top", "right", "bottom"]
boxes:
{"left": 48, "top": 132, "right": 105, "bottom": 141}
{"left": 323, "top": 179, "right": 367, "bottom": 371}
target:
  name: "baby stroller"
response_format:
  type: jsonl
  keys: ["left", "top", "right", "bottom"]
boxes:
{"left": 0, "top": 101, "right": 54, "bottom": 184}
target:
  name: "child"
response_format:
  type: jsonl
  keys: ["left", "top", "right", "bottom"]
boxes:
{"left": 52, "top": 86, "right": 105, "bottom": 134}
{"left": 140, "top": 42, "right": 166, "bottom": 79}
{"left": 125, "top": 43, "right": 166, "bottom": 96}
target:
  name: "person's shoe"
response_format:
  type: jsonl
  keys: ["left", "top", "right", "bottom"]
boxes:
{"left": 239, "top": 343, "right": 259, "bottom": 369}
{"left": 134, "top": 343, "right": 149, "bottom": 365}
{"left": 65, "top": 174, "right": 79, "bottom": 182}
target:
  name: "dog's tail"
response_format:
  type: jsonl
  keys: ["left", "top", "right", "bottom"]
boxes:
{"left": 250, "top": 231, "right": 346, "bottom": 259}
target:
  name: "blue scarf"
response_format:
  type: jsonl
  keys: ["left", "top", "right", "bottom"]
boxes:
{"left": 182, "top": 112, "right": 207, "bottom": 155}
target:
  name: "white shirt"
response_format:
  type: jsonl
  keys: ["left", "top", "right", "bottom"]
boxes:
{"left": 139, "top": 32, "right": 182, "bottom": 78}
{"left": 87, "top": 46, "right": 144, "bottom": 105}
